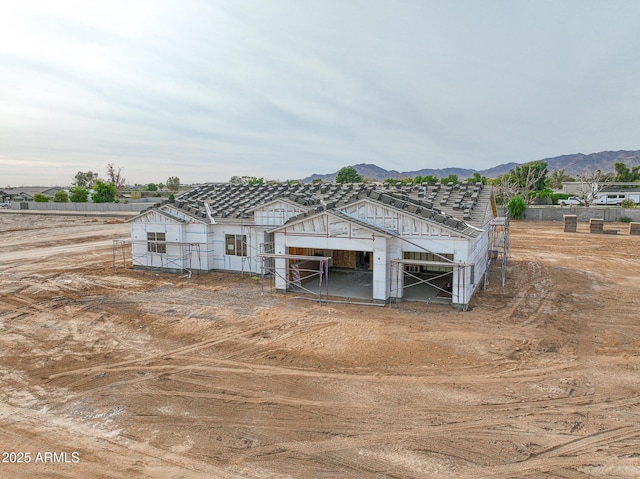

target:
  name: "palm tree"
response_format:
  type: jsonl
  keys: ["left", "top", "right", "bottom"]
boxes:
{"left": 547, "top": 168, "right": 573, "bottom": 190}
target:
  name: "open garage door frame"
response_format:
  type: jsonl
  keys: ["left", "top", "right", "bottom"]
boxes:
{"left": 389, "top": 259, "right": 472, "bottom": 311}
{"left": 258, "top": 253, "right": 331, "bottom": 302}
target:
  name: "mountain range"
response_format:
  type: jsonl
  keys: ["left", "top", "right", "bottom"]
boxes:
{"left": 301, "top": 150, "right": 640, "bottom": 183}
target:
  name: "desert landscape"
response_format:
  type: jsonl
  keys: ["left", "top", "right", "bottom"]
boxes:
{"left": 0, "top": 212, "right": 639, "bottom": 478}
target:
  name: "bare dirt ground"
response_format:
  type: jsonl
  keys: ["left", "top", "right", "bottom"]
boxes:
{"left": 1, "top": 212, "right": 639, "bottom": 478}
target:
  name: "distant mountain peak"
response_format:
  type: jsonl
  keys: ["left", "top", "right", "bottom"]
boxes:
{"left": 300, "top": 150, "right": 640, "bottom": 183}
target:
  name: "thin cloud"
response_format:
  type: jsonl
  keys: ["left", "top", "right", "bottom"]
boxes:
{"left": 1, "top": 0, "right": 639, "bottom": 186}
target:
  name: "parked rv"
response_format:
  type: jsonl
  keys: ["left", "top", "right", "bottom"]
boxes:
{"left": 591, "top": 192, "right": 640, "bottom": 206}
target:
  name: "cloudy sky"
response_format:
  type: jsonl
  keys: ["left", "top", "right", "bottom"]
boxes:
{"left": 1, "top": 0, "right": 639, "bottom": 187}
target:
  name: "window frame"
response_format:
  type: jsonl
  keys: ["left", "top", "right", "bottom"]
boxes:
{"left": 225, "top": 234, "right": 247, "bottom": 256}
{"left": 147, "top": 232, "right": 167, "bottom": 254}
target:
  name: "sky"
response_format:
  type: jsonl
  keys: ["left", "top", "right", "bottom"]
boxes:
{"left": 1, "top": 0, "right": 640, "bottom": 187}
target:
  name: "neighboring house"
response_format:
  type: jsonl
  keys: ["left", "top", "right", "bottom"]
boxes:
{"left": 128, "top": 182, "right": 498, "bottom": 309}
{"left": 0, "top": 189, "right": 11, "bottom": 204}
{"left": 1, "top": 187, "right": 63, "bottom": 202}
{"left": 561, "top": 181, "right": 640, "bottom": 198}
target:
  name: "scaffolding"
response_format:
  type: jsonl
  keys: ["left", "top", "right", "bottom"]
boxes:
{"left": 258, "top": 253, "right": 331, "bottom": 303}
{"left": 112, "top": 239, "right": 130, "bottom": 270}
{"left": 240, "top": 222, "right": 267, "bottom": 276}
{"left": 114, "top": 239, "right": 206, "bottom": 273}
{"left": 389, "top": 259, "right": 471, "bottom": 311}
{"left": 485, "top": 216, "right": 510, "bottom": 289}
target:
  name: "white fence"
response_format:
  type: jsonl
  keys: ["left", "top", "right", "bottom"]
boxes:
{"left": 499, "top": 206, "right": 640, "bottom": 222}
{"left": 6, "top": 202, "right": 154, "bottom": 213}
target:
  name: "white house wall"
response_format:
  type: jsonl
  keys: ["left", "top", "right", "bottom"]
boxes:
{"left": 273, "top": 233, "right": 287, "bottom": 292}
{"left": 131, "top": 211, "right": 186, "bottom": 271}
{"left": 372, "top": 236, "right": 390, "bottom": 301}
{"left": 183, "top": 223, "right": 209, "bottom": 271}
{"left": 339, "top": 201, "right": 459, "bottom": 238}
{"left": 385, "top": 237, "right": 403, "bottom": 299}
{"left": 206, "top": 224, "right": 263, "bottom": 274}
{"left": 253, "top": 201, "right": 308, "bottom": 226}
{"left": 280, "top": 213, "right": 381, "bottom": 252}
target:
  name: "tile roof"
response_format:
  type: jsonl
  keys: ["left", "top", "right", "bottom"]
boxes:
{"left": 138, "top": 181, "right": 493, "bottom": 233}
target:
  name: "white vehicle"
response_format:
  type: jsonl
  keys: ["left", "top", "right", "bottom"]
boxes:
{"left": 0, "top": 202, "right": 11, "bottom": 208}
{"left": 558, "top": 197, "right": 583, "bottom": 206}
{"left": 591, "top": 192, "right": 640, "bottom": 206}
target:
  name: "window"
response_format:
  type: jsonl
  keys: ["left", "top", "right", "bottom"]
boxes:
{"left": 147, "top": 232, "right": 166, "bottom": 253}
{"left": 225, "top": 234, "right": 247, "bottom": 256}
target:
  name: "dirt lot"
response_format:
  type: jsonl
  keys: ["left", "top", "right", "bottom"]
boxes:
{"left": 0, "top": 212, "right": 639, "bottom": 478}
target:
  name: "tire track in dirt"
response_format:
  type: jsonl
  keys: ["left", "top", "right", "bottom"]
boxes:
{"left": 479, "top": 425, "right": 640, "bottom": 478}
{"left": 0, "top": 401, "right": 243, "bottom": 479}
{"left": 0, "top": 239, "right": 118, "bottom": 263}
{"left": 85, "top": 358, "right": 578, "bottom": 383}
{"left": 46, "top": 319, "right": 296, "bottom": 381}
{"left": 45, "top": 355, "right": 584, "bottom": 405}
{"left": 4, "top": 217, "right": 640, "bottom": 478}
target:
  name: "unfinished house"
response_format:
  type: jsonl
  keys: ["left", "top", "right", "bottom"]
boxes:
{"left": 128, "top": 182, "right": 497, "bottom": 309}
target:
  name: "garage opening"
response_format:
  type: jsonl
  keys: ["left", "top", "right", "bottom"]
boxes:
{"left": 393, "top": 252, "right": 454, "bottom": 303}
{"left": 285, "top": 248, "right": 374, "bottom": 300}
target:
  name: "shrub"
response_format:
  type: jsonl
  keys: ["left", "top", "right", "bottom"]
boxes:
{"left": 619, "top": 216, "right": 632, "bottom": 223}
{"left": 620, "top": 199, "right": 636, "bottom": 208}
{"left": 69, "top": 186, "right": 89, "bottom": 202}
{"left": 507, "top": 196, "right": 526, "bottom": 220}
{"left": 33, "top": 193, "right": 50, "bottom": 202}
{"left": 91, "top": 181, "right": 117, "bottom": 203}
{"left": 553, "top": 193, "right": 573, "bottom": 205}
{"left": 53, "top": 190, "right": 69, "bottom": 202}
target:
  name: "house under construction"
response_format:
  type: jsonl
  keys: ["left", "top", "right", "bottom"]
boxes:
{"left": 127, "top": 182, "right": 504, "bottom": 309}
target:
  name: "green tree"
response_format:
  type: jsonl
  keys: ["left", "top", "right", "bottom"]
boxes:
{"left": 465, "top": 172, "right": 487, "bottom": 185}
{"left": 72, "top": 171, "right": 98, "bottom": 188}
{"left": 53, "top": 190, "right": 69, "bottom": 202}
{"left": 510, "top": 161, "right": 548, "bottom": 191}
{"left": 383, "top": 177, "right": 412, "bottom": 186}
{"left": 614, "top": 162, "right": 640, "bottom": 182}
{"left": 412, "top": 175, "right": 439, "bottom": 184}
{"left": 145, "top": 183, "right": 158, "bottom": 191}
{"left": 507, "top": 196, "right": 526, "bottom": 219}
{"left": 69, "top": 186, "right": 89, "bottom": 202}
{"left": 311, "top": 178, "right": 324, "bottom": 184}
{"left": 508, "top": 161, "right": 548, "bottom": 204}
{"left": 91, "top": 181, "right": 117, "bottom": 203}
{"left": 33, "top": 193, "right": 50, "bottom": 202}
{"left": 441, "top": 174, "right": 459, "bottom": 185}
{"left": 335, "top": 166, "right": 362, "bottom": 183}
{"left": 546, "top": 168, "right": 573, "bottom": 190}
{"left": 166, "top": 176, "right": 181, "bottom": 191}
